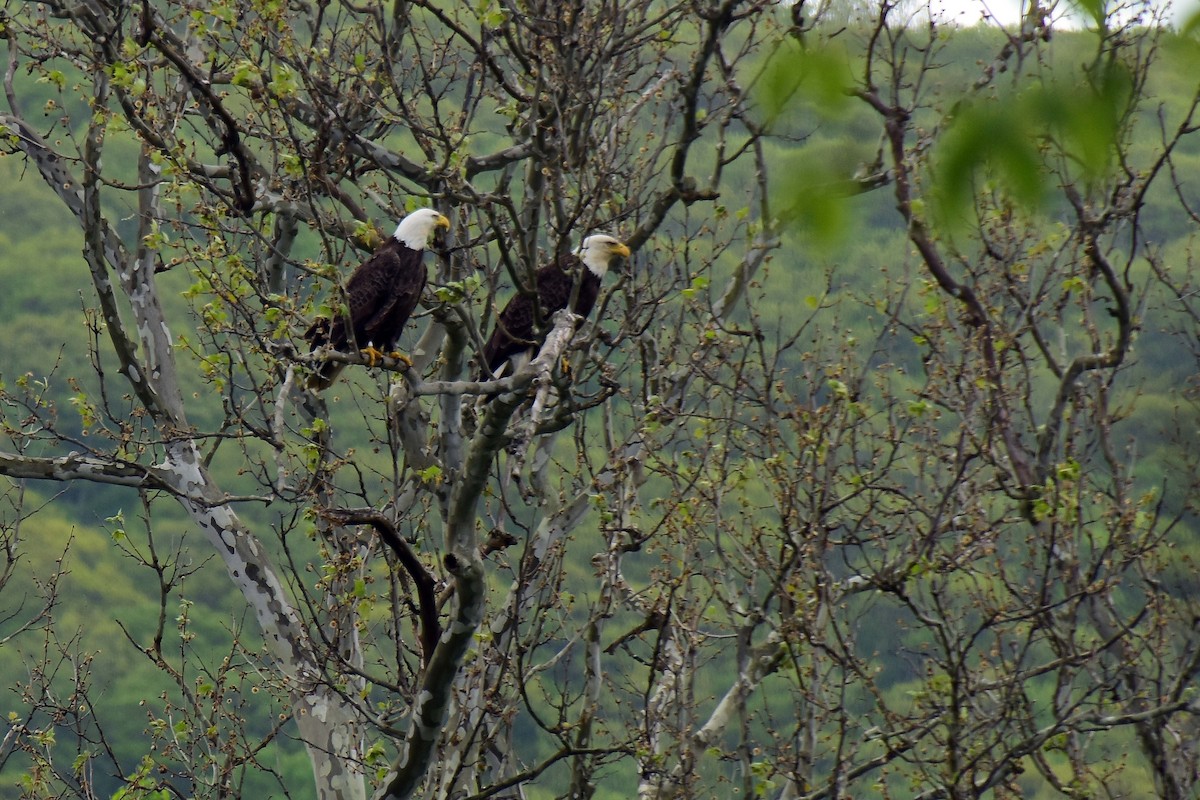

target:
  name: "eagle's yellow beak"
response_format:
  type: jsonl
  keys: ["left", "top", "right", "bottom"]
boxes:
{"left": 435, "top": 213, "right": 451, "bottom": 230}
{"left": 613, "top": 242, "right": 631, "bottom": 259}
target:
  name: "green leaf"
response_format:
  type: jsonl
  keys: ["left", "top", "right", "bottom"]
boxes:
{"left": 934, "top": 100, "right": 1044, "bottom": 228}
{"left": 43, "top": 69, "right": 67, "bottom": 90}
{"left": 680, "top": 275, "right": 710, "bottom": 299}
{"left": 772, "top": 147, "right": 855, "bottom": 247}
{"left": 1031, "top": 62, "right": 1130, "bottom": 182}
{"left": 934, "top": 69, "right": 1129, "bottom": 233}
{"left": 1056, "top": 458, "right": 1081, "bottom": 481}
{"left": 268, "top": 65, "right": 298, "bottom": 97}
{"left": 230, "top": 60, "right": 260, "bottom": 88}
{"left": 757, "top": 38, "right": 851, "bottom": 125}
{"left": 1184, "top": 7, "right": 1200, "bottom": 37}
{"left": 417, "top": 465, "right": 443, "bottom": 484}
{"left": 72, "top": 751, "right": 93, "bottom": 777}
{"left": 1062, "top": 276, "right": 1087, "bottom": 293}
{"left": 1069, "top": 0, "right": 1107, "bottom": 27}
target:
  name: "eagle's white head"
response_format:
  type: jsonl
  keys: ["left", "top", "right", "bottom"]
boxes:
{"left": 576, "top": 234, "right": 632, "bottom": 278}
{"left": 393, "top": 209, "right": 451, "bottom": 250}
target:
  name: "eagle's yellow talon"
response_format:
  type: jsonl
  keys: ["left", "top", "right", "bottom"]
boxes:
{"left": 388, "top": 351, "right": 414, "bottom": 368}
{"left": 361, "top": 345, "right": 385, "bottom": 366}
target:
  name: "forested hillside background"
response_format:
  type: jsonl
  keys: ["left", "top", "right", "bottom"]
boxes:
{"left": 2, "top": 1, "right": 1200, "bottom": 799}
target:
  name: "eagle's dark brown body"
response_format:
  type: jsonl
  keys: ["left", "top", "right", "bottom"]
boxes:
{"left": 481, "top": 253, "right": 602, "bottom": 375}
{"left": 305, "top": 238, "right": 427, "bottom": 390}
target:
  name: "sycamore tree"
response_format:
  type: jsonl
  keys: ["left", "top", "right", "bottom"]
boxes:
{"left": 3, "top": 0, "right": 1200, "bottom": 798}
{"left": 0, "top": 0, "right": 783, "bottom": 797}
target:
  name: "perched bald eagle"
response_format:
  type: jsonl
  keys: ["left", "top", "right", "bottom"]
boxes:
{"left": 481, "top": 234, "right": 631, "bottom": 378}
{"left": 306, "top": 208, "right": 450, "bottom": 391}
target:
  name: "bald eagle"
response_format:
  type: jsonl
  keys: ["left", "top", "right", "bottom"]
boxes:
{"left": 306, "top": 208, "right": 450, "bottom": 391}
{"left": 481, "top": 234, "right": 631, "bottom": 379}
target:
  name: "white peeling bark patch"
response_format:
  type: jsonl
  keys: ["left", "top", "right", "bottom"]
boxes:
{"left": 298, "top": 692, "right": 367, "bottom": 800}
{"left": 162, "top": 441, "right": 309, "bottom": 666}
